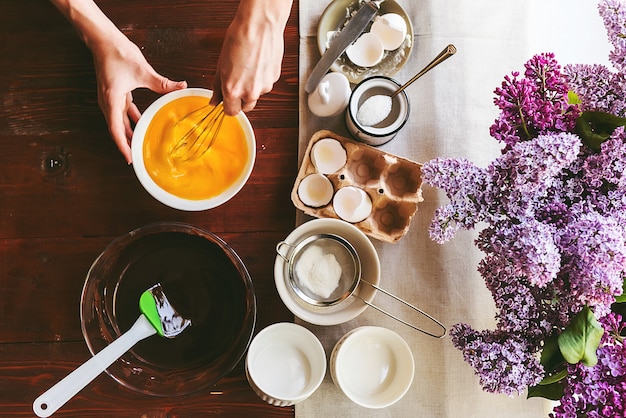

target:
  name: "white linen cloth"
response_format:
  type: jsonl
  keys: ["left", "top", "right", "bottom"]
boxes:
{"left": 295, "top": 1, "right": 610, "bottom": 417}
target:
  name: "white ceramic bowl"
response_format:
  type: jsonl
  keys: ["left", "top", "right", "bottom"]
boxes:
{"left": 330, "top": 326, "right": 414, "bottom": 408}
{"left": 131, "top": 88, "right": 256, "bottom": 211}
{"left": 274, "top": 218, "right": 381, "bottom": 325}
{"left": 245, "top": 322, "right": 326, "bottom": 406}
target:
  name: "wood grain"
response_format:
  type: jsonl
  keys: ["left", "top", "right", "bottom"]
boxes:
{"left": 0, "top": 0, "right": 299, "bottom": 416}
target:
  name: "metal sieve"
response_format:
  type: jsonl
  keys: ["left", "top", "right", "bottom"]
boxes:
{"left": 276, "top": 233, "right": 447, "bottom": 338}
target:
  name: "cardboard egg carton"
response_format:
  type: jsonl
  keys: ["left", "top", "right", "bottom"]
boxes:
{"left": 291, "top": 130, "right": 424, "bottom": 243}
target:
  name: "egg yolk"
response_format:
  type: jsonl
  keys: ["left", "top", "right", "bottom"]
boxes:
{"left": 143, "top": 96, "right": 249, "bottom": 201}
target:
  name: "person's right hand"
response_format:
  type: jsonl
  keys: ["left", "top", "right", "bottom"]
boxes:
{"left": 91, "top": 33, "right": 187, "bottom": 163}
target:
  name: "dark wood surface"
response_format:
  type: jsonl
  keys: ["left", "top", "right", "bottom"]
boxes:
{"left": 0, "top": 0, "right": 299, "bottom": 416}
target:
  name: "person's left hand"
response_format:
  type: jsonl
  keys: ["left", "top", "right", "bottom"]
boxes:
{"left": 92, "top": 32, "right": 187, "bottom": 163}
{"left": 211, "top": 8, "right": 287, "bottom": 116}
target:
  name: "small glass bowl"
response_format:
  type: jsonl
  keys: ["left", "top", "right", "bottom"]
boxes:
{"left": 80, "top": 222, "right": 256, "bottom": 396}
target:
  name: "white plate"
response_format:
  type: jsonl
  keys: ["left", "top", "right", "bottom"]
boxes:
{"left": 274, "top": 218, "right": 380, "bottom": 325}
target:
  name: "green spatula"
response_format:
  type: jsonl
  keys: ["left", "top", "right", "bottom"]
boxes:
{"left": 33, "top": 283, "right": 191, "bottom": 417}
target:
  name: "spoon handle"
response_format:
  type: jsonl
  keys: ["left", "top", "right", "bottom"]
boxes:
{"left": 33, "top": 314, "right": 157, "bottom": 417}
{"left": 391, "top": 44, "right": 457, "bottom": 98}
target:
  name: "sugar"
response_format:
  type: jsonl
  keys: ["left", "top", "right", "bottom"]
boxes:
{"left": 294, "top": 244, "right": 342, "bottom": 299}
{"left": 356, "top": 94, "right": 392, "bottom": 127}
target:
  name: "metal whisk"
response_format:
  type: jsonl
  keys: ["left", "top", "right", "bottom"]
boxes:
{"left": 169, "top": 102, "right": 225, "bottom": 161}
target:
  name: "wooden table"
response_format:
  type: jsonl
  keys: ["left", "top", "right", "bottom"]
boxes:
{"left": 0, "top": 1, "right": 298, "bottom": 416}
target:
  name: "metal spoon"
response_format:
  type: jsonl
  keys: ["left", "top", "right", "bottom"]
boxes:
{"left": 356, "top": 44, "right": 457, "bottom": 127}
{"left": 391, "top": 44, "right": 457, "bottom": 98}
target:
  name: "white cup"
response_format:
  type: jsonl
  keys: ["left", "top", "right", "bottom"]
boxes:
{"left": 245, "top": 322, "right": 326, "bottom": 406}
{"left": 330, "top": 326, "right": 414, "bottom": 408}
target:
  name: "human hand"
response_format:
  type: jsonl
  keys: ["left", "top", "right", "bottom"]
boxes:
{"left": 211, "top": 1, "right": 291, "bottom": 116}
{"left": 92, "top": 34, "right": 187, "bottom": 163}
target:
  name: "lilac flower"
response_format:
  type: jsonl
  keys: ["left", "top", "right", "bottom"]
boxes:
{"left": 490, "top": 53, "right": 580, "bottom": 147}
{"left": 449, "top": 324, "right": 544, "bottom": 396}
{"left": 477, "top": 220, "right": 561, "bottom": 288}
{"left": 421, "top": 158, "right": 488, "bottom": 243}
{"left": 483, "top": 132, "right": 580, "bottom": 220}
{"left": 477, "top": 250, "right": 555, "bottom": 339}
{"left": 599, "top": 0, "right": 626, "bottom": 72}
{"left": 423, "top": 1, "right": 626, "bottom": 411}
{"left": 564, "top": 64, "right": 626, "bottom": 116}
{"left": 557, "top": 212, "right": 626, "bottom": 317}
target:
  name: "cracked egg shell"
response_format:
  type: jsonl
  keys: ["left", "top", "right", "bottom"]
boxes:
{"left": 345, "top": 32, "right": 384, "bottom": 68}
{"left": 370, "top": 13, "right": 408, "bottom": 51}
{"left": 298, "top": 173, "right": 334, "bottom": 208}
{"left": 333, "top": 186, "right": 373, "bottom": 223}
{"left": 311, "top": 138, "right": 348, "bottom": 174}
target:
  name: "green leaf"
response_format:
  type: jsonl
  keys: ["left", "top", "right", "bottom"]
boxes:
{"left": 527, "top": 381, "right": 565, "bottom": 401}
{"left": 540, "top": 333, "right": 565, "bottom": 372}
{"left": 558, "top": 306, "right": 604, "bottom": 366}
{"left": 538, "top": 368, "right": 568, "bottom": 386}
{"left": 615, "top": 279, "right": 626, "bottom": 303}
{"left": 567, "top": 90, "right": 581, "bottom": 105}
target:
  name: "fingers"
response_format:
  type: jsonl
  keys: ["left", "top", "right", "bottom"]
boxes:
{"left": 147, "top": 74, "right": 188, "bottom": 94}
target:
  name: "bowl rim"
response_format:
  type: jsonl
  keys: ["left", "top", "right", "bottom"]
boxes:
{"left": 131, "top": 88, "right": 256, "bottom": 211}
{"left": 80, "top": 221, "right": 257, "bottom": 396}
{"left": 331, "top": 325, "right": 415, "bottom": 408}
{"left": 246, "top": 322, "right": 326, "bottom": 402}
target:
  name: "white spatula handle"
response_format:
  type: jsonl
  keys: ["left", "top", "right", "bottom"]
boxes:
{"left": 33, "top": 314, "right": 157, "bottom": 417}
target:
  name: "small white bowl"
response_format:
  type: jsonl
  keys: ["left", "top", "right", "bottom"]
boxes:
{"left": 274, "top": 218, "right": 381, "bottom": 326}
{"left": 330, "top": 326, "right": 414, "bottom": 408}
{"left": 131, "top": 88, "right": 256, "bottom": 211}
{"left": 246, "top": 322, "right": 326, "bottom": 406}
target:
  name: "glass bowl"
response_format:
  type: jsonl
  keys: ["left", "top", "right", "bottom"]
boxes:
{"left": 80, "top": 222, "right": 256, "bottom": 396}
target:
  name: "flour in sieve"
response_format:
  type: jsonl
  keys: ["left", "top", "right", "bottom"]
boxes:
{"left": 294, "top": 244, "right": 342, "bottom": 299}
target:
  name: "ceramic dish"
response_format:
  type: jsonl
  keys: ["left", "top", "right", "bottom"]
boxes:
{"left": 274, "top": 218, "right": 380, "bottom": 325}
{"left": 246, "top": 322, "right": 326, "bottom": 406}
{"left": 81, "top": 222, "right": 256, "bottom": 396}
{"left": 316, "top": 0, "right": 414, "bottom": 84}
{"left": 330, "top": 326, "right": 414, "bottom": 408}
{"left": 131, "top": 88, "right": 256, "bottom": 211}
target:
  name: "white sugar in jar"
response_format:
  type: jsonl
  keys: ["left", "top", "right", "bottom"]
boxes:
{"left": 345, "top": 76, "right": 410, "bottom": 146}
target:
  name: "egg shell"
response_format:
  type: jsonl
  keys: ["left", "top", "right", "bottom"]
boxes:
{"left": 311, "top": 138, "right": 348, "bottom": 174}
{"left": 370, "top": 13, "right": 408, "bottom": 51}
{"left": 333, "top": 186, "right": 373, "bottom": 223}
{"left": 297, "top": 173, "right": 334, "bottom": 208}
{"left": 291, "top": 130, "right": 424, "bottom": 243}
{"left": 345, "top": 32, "right": 384, "bottom": 68}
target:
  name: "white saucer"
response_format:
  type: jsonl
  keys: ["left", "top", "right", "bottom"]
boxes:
{"left": 274, "top": 218, "right": 380, "bottom": 325}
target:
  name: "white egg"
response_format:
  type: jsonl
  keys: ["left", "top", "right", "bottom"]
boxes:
{"left": 298, "top": 173, "right": 334, "bottom": 208}
{"left": 345, "top": 32, "right": 384, "bottom": 68}
{"left": 311, "top": 138, "right": 347, "bottom": 174}
{"left": 333, "top": 186, "right": 372, "bottom": 223}
{"left": 370, "top": 13, "right": 408, "bottom": 51}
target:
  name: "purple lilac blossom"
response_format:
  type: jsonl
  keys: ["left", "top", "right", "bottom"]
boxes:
{"left": 425, "top": 0, "right": 626, "bottom": 406}
{"left": 449, "top": 324, "right": 544, "bottom": 396}
{"left": 564, "top": 64, "right": 626, "bottom": 116}
{"left": 477, "top": 220, "right": 561, "bottom": 288}
{"left": 477, "top": 250, "right": 555, "bottom": 339}
{"left": 421, "top": 158, "right": 488, "bottom": 243}
{"left": 490, "top": 53, "right": 579, "bottom": 147}
{"left": 557, "top": 212, "right": 626, "bottom": 318}
{"left": 599, "top": 0, "right": 626, "bottom": 73}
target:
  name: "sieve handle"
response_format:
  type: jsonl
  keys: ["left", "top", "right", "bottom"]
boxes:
{"left": 355, "top": 280, "right": 447, "bottom": 339}
{"left": 275, "top": 241, "right": 295, "bottom": 263}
